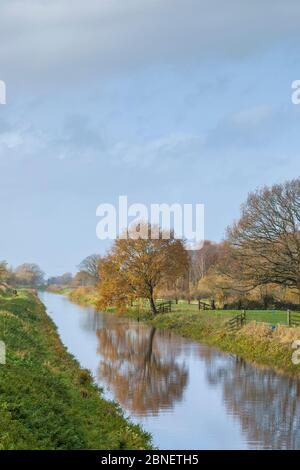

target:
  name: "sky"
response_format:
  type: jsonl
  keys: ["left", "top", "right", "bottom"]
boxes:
{"left": 0, "top": 0, "right": 300, "bottom": 276}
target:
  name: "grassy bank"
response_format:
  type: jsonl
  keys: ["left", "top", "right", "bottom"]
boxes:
{"left": 144, "top": 311, "right": 300, "bottom": 378}
{"left": 47, "top": 286, "right": 98, "bottom": 306}
{"left": 63, "top": 287, "right": 300, "bottom": 379}
{"left": 0, "top": 290, "right": 151, "bottom": 450}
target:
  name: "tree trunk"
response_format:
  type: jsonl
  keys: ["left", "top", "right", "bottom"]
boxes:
{"left": 144, "top": 327, "right": 156, "bottom": 364}
{"left": 149, "top": 288, "right": 157, "bottom": 314}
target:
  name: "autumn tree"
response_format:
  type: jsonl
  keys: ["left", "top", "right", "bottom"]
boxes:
{"left": 78, "top": 254, "right": 101, "bottom": 285}
{"left": 72, "top": 270, "right": 95, "bottom": 287}
{"left": 227, "top": 179, "right": 300, "bottom": 295}
{"left": 15, "top": 263, "right": 45, "bottom": 286}
{"left": 189, "top": 241, "right": 222, "bottom": 287}
{"left": 97, "top": 224, "right": 189, "bottom": 314}
{"left": 96, "top": 319, "right": 188, "bottom": 415}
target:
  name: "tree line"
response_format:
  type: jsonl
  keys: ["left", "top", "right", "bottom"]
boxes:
{"left": 94, "top": 177, "right": 300, "bottom": 313}
{"left": 2, "top": 177, "right": 299, "bottom": 313}
{"left": 0, "top": 262, "right": 45, "bottom": 288}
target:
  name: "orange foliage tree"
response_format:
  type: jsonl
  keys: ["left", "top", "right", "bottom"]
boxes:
{"left": 97, "top": 224, "right": 188, "bottom": 314}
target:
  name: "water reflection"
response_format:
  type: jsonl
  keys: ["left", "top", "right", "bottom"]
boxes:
{"left": 199, "top": 347, "right": 300, "bottom": 449}
{"left": 96, "top": 317, "right": 188, "bottom": 416}
{"left": 40, "top": 292, "right": 300, "bottom": 449}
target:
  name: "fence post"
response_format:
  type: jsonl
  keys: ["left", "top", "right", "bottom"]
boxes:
{"left": 240, "top": 309, "right": 244, "bottom": 327}
{"left": 287, "top": 309, "right": 291, "bottom": 327}
{"left": 198, "top": 299, "right": 200, "bottom": 310}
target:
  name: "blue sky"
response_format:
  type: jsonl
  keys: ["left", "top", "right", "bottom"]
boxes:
{"left": 0, "top": 0, "right": 300, "bottom": 276}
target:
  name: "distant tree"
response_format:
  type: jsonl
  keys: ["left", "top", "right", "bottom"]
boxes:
{"left": 72, "top": 270, "right": 95, "bottom": 287}
{"left": 0, "top": 261, "right": 9, "bottom": 282}
{"left": 47, "top": 276, "right": 57, "bottom": 286}
{"left": 227, "top": 179, "right": 300, "bottom": 295}
{"left": 15, "top": 263, "right": 45, "bottom": 286}
{"left": 97, "top": 224, "right": 189, "bottom": 314}
{"left": 189, "top": 241, "right": 222, "bottom": 286}
{"left": 158, "top": 274, "right": 189, "bottom": 304}
{"left": 60, "top": 272, "right": 73, "bottom": 285}
{"left": 47, "top": 272, "right": 73, "bottom": 286}
{"left": 78, "top": 254, "right": 101, "bottom": 285}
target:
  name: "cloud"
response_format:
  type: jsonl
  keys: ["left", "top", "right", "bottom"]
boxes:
{"left": 0, "top": 118, "right": 45, "bottom": 159}
{"left": 108, "top": 133, "right": 204, "bottom": 169}
{"left": 229, "top": 105, "right": 273, "bottom": 129}
{"left": 205, "top": 104, "right": 296, "bottom": 148}
{"left": 53, "top": 114, "right": 104, "bottom": 161}
{"left": 0, "top": 113, "right": 105, "bottom": 163}
{"left": 1, "top": 0, "right": 300, "bottom": 88}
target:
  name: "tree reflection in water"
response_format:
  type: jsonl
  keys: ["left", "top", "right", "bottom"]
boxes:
{"left": 199, "top": 345, "right": 300, "bottom": 449}
{"left": 96, "top": 317, "right": 188, "bottom": 416}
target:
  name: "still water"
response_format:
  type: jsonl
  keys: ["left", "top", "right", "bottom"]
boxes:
{"left": 39, "top": 291, "right": 300, "bottom": 450}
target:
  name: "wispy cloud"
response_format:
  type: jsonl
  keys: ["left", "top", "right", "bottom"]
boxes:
{"left": 0, "top": 119, "right": 45, "bottom": 159}
{"left": 108, "top": 133, "right": 203, "bottom": 168}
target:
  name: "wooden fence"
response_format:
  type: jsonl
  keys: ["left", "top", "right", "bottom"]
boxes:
{"left": 154, "top": 302, "right": 300, "bottom": 327}
{"left": 227, "top": 310, "right": 247, "bottom": 333}
{"left": 287, "top": 310, "right": 300, "bottom": 327}
{"left": 157, "top": 301, "right": 172, "bottom": 313}
{"left": 226, "top": 309, "right": 300, "bottom": 332}
{"left": 198, "top": 300, "right": 210, "bottom": 310}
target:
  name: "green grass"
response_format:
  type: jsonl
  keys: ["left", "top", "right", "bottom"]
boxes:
{"left": 47, "top": 286, "right": 98, "bottom": 306}
{"left": 46, "top": 286, "right": 73, "bottom": 296}
{"left": 171, "top": 303, "right": 289, "bottom": 325}
{"left": 126, "top": 299, "right": 290, "bottom": 326}
{"left": 0, "top": 291, "right": 151, "bottom": 450}
{"left": 68, "top": 287, "right": 98, "bottom": 306}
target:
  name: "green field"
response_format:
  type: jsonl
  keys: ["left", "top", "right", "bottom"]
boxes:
{"left": 125, "top": 299, "right": 291, "bottom": 326}
{"left": 0, "top": 291, "right": 151, "bottom": 450}
{"left": 170, "top": 302, "right": 289, "bottom": 325}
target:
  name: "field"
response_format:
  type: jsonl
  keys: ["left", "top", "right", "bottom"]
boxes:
{"left": 171, "top": 301, "right": 289, "bottom": 325}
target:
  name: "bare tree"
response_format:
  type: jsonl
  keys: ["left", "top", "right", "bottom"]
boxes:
{"left": 189, "top": 241, "right": 222, "bottom": 286}
{"left": 227, "top": 178, "right": 300, "bottom": 295}
{"left": 78, "top": 254, "right": 101, "bottom": 285}
{"left": 15, "top": 263, "right": 45, "bottom": 286}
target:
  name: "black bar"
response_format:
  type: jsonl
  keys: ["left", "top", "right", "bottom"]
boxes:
{"left": 0, "top": 450, "right": 298, "bottom": 466}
